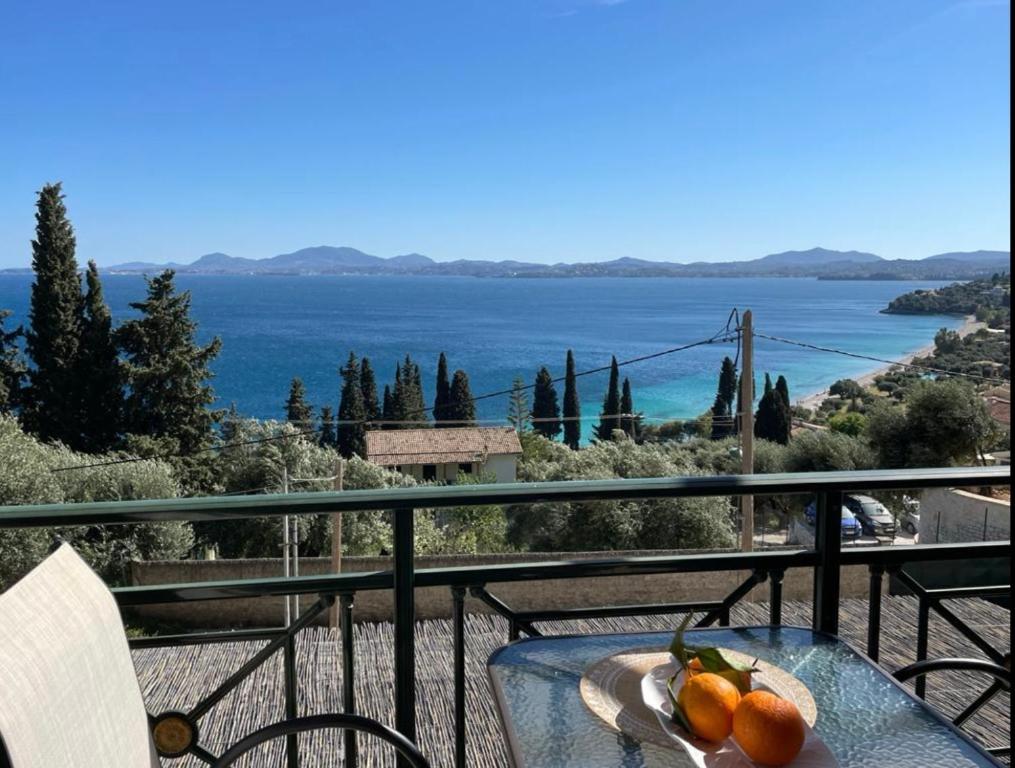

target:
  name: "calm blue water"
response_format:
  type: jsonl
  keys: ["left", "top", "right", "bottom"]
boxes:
{"left": 0, "top": 275, "right": 961, "bottom": 430}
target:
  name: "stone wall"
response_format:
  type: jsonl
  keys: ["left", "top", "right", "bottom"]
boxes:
{"left": 129, "top": 549, "right": 879, "bottom": 629}
{"left": 919, "top": 488, "right": 1010, "bottom": 544}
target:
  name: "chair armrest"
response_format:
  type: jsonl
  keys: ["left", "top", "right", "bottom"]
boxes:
{"left": 892, "top": 658, "right": 1011, "bottom": 691}
{"left": 212, "top": 713, "right": 429, "bottom": 768}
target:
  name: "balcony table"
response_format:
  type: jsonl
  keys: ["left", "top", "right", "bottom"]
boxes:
{"left": 486, "top": 626, "right": 1000, "bottom": 768}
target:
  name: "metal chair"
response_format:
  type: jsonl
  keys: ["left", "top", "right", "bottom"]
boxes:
{"left": 0, "top": 544, "right": 429, "bottom": 768}
{"left": 893, "top": 657, "right": 1011, "bottom": 760}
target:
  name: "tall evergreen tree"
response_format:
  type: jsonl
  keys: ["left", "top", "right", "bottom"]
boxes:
{"left": 319, "top": 405, "right": 336, "bottom": 447}
{"left": 381, "top": 384, "right": 395, "bottom": 429}
{"left": 594, "top": 356, "right": 622, "bottom": 441}
{"left": 0, "top": 310, "right": 25, "bottom": 413}
{"left": 390, "top": 363, "right": 404, "bottom": 425}
{"left": 531, "top": 366, "right": 561, "bottom": 439}
{"left": 775, "top": 375, "right": 790, "bottom": 407}
{"left": 754, "top": 373, "right": 791, "bottom": 445}
{"left": 23, "top": 183, "right": 86, "bottom": 447}
{"left": 77, "top": 261, "right": 124, "bottom": 451}
{"left": 336, "top": 352, "right": 367, "bottom": 457}
{"left": 221, "top": 402, "right": 241, "bottom": 443}
{"left": 563, "top": 350, "right": 581, "bottom": 450}
{"left": 116, "top": 270, "right": 222, "bottom": 489}
{"left": 360, "top": 357, "right": 380, "bottom": 422}
{"left": 718, "top": 356, "right": 738, "bottom": 412}
{"left": 620, "top": 377, "right": 640, "bottom": 439}
{"left": 433, "top": 352, "right": 452, "bottom": 422}
{"left": 775, "top": 374, "right": 793, "bottom": 442}
{"left": 285, "top": 377, "right": 313, "bottom": 426}
{"left": 507, "top": 377, "right": 531, "bottom": 434}
{"left": 393, "top": 355, "right": 428, "bottom": 427}
{"left": 446, "top": 369, "right": 476, "bottom": 426}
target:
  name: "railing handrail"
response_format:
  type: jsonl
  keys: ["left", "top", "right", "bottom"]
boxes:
{"left": 0, "top": 466, "right": 1008, "bottom": 527}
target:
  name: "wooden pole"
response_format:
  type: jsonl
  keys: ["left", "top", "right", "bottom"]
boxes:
{"left": 740, "top": 309, "right": 755, "bottom": 552}
{"left": 329, "top": 460, "right": 344, "bottom": 628}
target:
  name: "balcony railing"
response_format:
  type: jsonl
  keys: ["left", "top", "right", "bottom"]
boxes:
{"left": 0, "top": 465, "right": 1010, "bottom": 767}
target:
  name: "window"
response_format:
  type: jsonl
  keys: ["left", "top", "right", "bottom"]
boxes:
{"left": 422, "top": 464, "right": 437, "bottom": 481}
{"left": 458, "top": 462, "right": 473, "bottom": 475}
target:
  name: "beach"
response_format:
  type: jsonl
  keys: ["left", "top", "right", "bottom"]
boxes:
{"left": 795, "top": 315, "right": 985, "bottom": 412}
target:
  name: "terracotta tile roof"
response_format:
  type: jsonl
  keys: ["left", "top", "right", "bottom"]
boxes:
{"left": 365, "top": 427, "right": 523, "bottom": 465}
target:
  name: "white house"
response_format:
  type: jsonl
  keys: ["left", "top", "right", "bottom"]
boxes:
{"left": 364, "top": 426, "right": 523, "bottom": 483}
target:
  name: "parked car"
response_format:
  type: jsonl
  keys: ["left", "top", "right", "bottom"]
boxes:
{"left": 804, "top": 501, "right": 863, "bottom": 539}
{"left": 845, "top": 494, "right": 897, "bottom": 538}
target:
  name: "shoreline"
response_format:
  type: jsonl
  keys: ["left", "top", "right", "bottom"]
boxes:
{"left": 794, "top": 315, "right": 985, "bottom": 412}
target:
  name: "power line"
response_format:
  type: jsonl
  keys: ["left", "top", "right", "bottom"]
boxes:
{"left": 754, "top": 331, "right": 1010, "bottom": 385}
{"left": 50, "top": 328, "right": 739, "bottom": 473}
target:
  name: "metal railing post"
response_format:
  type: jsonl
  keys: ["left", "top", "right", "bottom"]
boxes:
{"left": 452, "top": 586, "right": 467, "bottom": 768}
{"left": 283, "top": 633, "right": 299, "bottom": 767}
{"left": 393, "top": 506, "right": 417, "bottom": 765}
{"left": 340, "top": 594, "right": 357, "bottom": 768}
{"left": 812, "top": 490, "right": 843, "bottom": 635}
{"left": 769, "top": 568, "right": 785, "bottom": 626}
{"left": 867, "top": 564, "right": 884, "bottom": 662}
{"left": 916, "top": 595, "right": 930, "bottom": 699}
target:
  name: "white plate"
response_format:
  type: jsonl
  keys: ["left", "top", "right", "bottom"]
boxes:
{"left": 640, "top": 660, "right": 839, "bottom": 767}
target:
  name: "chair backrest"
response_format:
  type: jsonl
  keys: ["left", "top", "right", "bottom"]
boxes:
{"left": 0, "top": 544, "right": 160, "bottom": 767}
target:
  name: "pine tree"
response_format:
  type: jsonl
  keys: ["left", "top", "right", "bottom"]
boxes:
{"left": 381, "top": 384, "right": 395, "bottom": 429}
{"left": 0, "top": 310, "right": 25, "bottom": 413}
{"left": 433, "top": 352, "right": 452, "bottom": 422}
{"left": 285, "top": 377, "right": 313, "bottom": 426}
{"left": 23, "top": 183, "right": 86, "bottom": 447}
{"left": 75, "top": 261, "right": 124, "bottom": 452}
{"left": 319, "top": 405, "right": 336, "bottom": 447}
{"left": 507, "top": 377, "right": 531, "bottom": 434}
{"left": 360, "top": 357, "right": 380, "bottom": 422}
{"left": 620, "top": 377, "right": 640, "bottom": 439}
{"left": 336, "top": 352, "right": 367, "bottom": 457}
{"left": 116, "top": 270, "right": 222, "bottom": 489}
{"left": 594, "top": 356, "right": 622, "bottom": 441}
{"left": 563, "top": 350, "right": 581, "bottom": 450}
{"left": 531, "top": 366, "right": 561, "bottom": 439}
{"left": 221, "top": 402, "right": 241, "bottom": 443}
{"left": 446, "top": 369, "right": 476, "bottom": 426}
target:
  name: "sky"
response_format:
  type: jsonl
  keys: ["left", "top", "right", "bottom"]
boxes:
{"left": 0, "top": 0, "right": 1010, "bottom": 268}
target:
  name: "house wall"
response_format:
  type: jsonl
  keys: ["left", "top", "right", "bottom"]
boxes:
{"left": 918, "top": 487, "right": 1010, "bottom": 544}
{"left": 393, "top": 457, "right": 517, "bottom": 484}
{"left": 128, "top": 549, "right": 878, "bottom": 629}
{"left": 483, "top": 454, "right": 518, "bottom": 483}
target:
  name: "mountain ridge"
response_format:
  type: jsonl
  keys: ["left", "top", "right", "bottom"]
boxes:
{"left": 70, "top": 245, "right": 1013, "bottom": 280}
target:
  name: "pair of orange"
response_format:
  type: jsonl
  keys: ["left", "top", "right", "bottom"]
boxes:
{"left": 677, "top": 672, "right": 805, "bottom": 766}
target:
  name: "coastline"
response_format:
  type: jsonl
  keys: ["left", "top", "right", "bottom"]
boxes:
{"left": 794, "top": 315, "right": 985, "bottom": 412}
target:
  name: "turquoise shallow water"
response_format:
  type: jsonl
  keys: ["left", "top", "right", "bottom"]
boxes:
{"left": 0, "top": 275, "right": 961, "bottom": 431}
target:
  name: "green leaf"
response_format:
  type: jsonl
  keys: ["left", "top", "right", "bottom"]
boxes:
{"left": 667, "top": 675, "right": 693, "bottom": 733}
{"left": 668, "top": 612, "right": 695, "bottom": 671}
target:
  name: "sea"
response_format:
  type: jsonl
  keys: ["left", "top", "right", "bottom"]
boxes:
{"left": 0, "top": 274, "right": 962, "bottom": 431}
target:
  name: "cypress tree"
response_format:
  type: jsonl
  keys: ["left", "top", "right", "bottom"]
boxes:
{"left": 713, "top": 356, "right": 737, "bottom": 438}
{"left": 507, "top": 377, "right": 531, "bottom": 434}
{"left": 710, "top": 394, "right": 732, "bottom": 440}
{"left": 594, "top": 356, "right": 622, "bottom": 441}
{"left": 433, "top": 352, "right": 452, "bottom": 422}
{"left": 395, "top": 354, "right": 428, "bottom": 427}
{"left": 775, "top": 374, "right": 790, "bottom": 407}
{"left": 23, "top": 182, "right": 86, "bottom": 447}
{"left": 0, "top": 310, "right": 25, "bottom": 414}
{"left": 754, "top": 373, "right": 791, "bottom": 445}
{"left": 775, "top": 374, "right": 793, "bottom": 442}
{"left": 116, "top": 270, "right": 222, "bottom": 489}
{"left": 381, "top": 384, "right": 395, "bottom": 429}
{"left": 76, "top": 261, "right": 124, "bottom": 452}
{"left": 620, "top": 377, "right": 640, "bottom": 439}
{"left": 390, "top": 363, "right": 404, "bottom": 426}
{"left": 319, "top": 405, "right": 336, "bottom": 447}
{"left": 531, "top": 366, "right": 561, "bottom": 439}
{"left": 336, "top": 352, "right": 366, "bottom": 457}
{"left": 446, "top": 369, "right": 476, "bottom": 426}
{"left": 718, "top": 356, "right": 738, "bottom": 412}
{"left": 285, "top": 377, "right": 313, "bottom": 426}
{"left": 360, "top": 357, "right": 380, "bottom": 422}
{"left": 563, "top": 350, "right": 581, "bottom": 450}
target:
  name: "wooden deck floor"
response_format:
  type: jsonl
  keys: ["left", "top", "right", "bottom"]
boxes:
{"left": 134, "top": 596, "right": 1010, "bottom": 767}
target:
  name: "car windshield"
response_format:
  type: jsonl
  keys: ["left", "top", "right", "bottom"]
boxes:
{"left": 841, "top": 508, "right": 855, "bottom": 520}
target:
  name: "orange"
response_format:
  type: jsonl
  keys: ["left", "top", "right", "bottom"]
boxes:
{"left": 676, "top": 672, "right": 741, "bottom": 742}
{"left": 732, "top": 690, "right": 806, "bottom": 766}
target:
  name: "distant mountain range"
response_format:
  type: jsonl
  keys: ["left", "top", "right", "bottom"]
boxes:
{"left": 5, "top": 246, "right": 1008, "bottom": 280}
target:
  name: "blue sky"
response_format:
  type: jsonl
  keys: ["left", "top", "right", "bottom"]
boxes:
{"left": 0, "top": 0, "right": 1009, "bottom": 268}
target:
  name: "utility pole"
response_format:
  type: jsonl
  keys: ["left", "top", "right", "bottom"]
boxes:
{"left": 740, "top": 309, "right": 755, "bottom": 552}
{"left": 329, "top": 460, "right": 344, "bottom": 628}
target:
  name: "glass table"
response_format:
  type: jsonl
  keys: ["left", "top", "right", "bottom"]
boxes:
{"left": 487, "top": 626, "right": 999, "bottom": 767}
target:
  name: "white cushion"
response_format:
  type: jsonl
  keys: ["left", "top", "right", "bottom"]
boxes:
{"left": 0, "top": 544, "right": 161, "bottom": 767}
